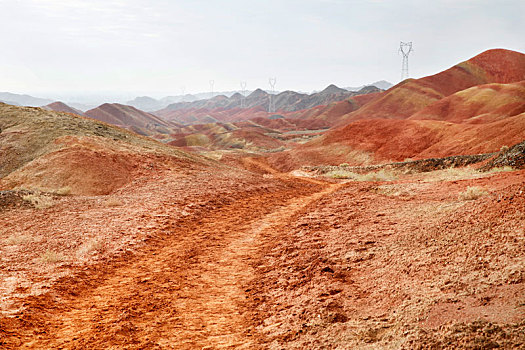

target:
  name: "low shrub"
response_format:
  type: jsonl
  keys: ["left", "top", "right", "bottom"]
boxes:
{"left": 22, "top": 193, "right": 54, "bottom": 209}
{"left": 458, "top": 186, "right": 489, "bottom": 201}
{"left": 40, "top": 249, "right": 63, "bottom": 263}
{"left": 5, "top": 233, "right": 32, "bottom": 245}
{"left": 326, "top": 169, "right": 398, "bottom": 182}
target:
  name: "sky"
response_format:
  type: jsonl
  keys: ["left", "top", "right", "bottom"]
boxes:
{"left": 0, "top": 0, "right": 524, "bottom": 100}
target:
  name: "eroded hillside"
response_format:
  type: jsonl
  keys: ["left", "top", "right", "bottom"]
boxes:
{"left": 1, "top": 49, "right": 524, "bottom": 349}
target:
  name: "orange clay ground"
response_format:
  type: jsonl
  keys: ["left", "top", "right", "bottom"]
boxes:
{"left": 1, "top": 157, "right": 523, "bottom": 349}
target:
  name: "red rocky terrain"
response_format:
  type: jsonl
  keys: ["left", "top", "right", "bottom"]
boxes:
{"left": 0, "top": 48, "right": 524, "bottom": 349}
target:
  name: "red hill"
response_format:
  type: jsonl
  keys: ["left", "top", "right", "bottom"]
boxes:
{"left": 409, "top": 81, "right": 525, "bottom": 123}
{"left": 43, "top": 101, "right": 85, "bottom": 116}
{"left": 338, "top": 49, "right": 525, "bottom": 123}
{"left": 265, "top": 48, "right": 525, "bottom": 170}
{"left": 85, "top": 103, "right": 179, "bottom": 135}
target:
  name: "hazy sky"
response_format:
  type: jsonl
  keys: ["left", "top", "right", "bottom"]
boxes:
{"left": 1, "top": 0, "right": 524, "bottom": 99}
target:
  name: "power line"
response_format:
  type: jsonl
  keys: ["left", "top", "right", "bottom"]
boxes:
{"left": 268, "top": 77, "right": 276, "bottom": 113}
{"left": 209, "top": 80, "right": 215, "bottom": 99}
{"left": 240, "top": 81, "right": 247, "bottom": 108}
{"left": 399, "top": 41, "right": 413, "bottom": 81}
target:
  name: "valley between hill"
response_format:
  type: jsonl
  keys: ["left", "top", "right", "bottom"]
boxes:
{"left": 1, "top": 48, "right": 525, "bottom": 349}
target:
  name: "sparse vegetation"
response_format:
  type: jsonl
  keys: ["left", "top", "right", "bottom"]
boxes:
{"left": 104, "top": 198, "right": 124, "bottom": 207}
{"left": 419, "top": 166, "right": 484, "bottom": 182}
{"left": 458, "top": 186, "right": 489, "bottom": 200}
{"left": 371, "top": 184, "right": 414, "bottom": 197}
{"left": 77, "top": 239, "right": 105, "bottom": 257}
{"left": 5, "top": 233, "right": 32, "bottom": 245}
{"left": 360, "top": 169, "right": 398, "bottom": 181}
{"left": 487, "top": 166, "right": 514, "bottom": 173}
{"left": 40, "top": 249, "right": 63, "bottom": 263}
{"left": 54, "top": 186, "right": 72, "bottom": 196}
{"left": 22, "top": 193, "right": 54, "bottom": 209}
{"left": 326, "top": 168, "right": 398, "bottom": 181}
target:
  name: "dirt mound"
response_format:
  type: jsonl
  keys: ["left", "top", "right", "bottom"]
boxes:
{"left": 0, "top": 103, "right": 205, "bottom": 195}
{"left": 2, "top": 136, "right": 148, "bottom": 195}
{"left": 327, "top": 115, "right": 525, "bottom": 161}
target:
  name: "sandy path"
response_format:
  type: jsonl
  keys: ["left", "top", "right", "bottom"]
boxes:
{"left": 3, "top": 177, "right": 340, "bottom": 349}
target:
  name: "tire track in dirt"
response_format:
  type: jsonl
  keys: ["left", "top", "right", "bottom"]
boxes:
{"left": 3, "top": 177, "right": 342, "bottom": 349}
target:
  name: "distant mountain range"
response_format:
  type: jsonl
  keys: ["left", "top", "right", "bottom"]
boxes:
{"left": 127, "top": 82, "right": 392, "bottom": 112}
{"left": 155, "top": 84, "right": 382, "bottom": 125}
{"left": 0, "top": 81, "right": 392, "bottom": 113}
{"left": 0, "top": 92, "right": 53, "bottom": 107}
{"left": 344, "top": 80, "right": 393, "bottom": 91}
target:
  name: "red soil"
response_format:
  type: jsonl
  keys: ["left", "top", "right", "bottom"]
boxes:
{"left": 248, "top": 170, "right": 525, "bottom": 348}
{"left": 1, "top": 50, "right": 524, "bottom": 349}
{"left": 410, "top": 81, "right": 525, "bottom": 123}
{"left": 1, "top": 163, "right": 523, "bottom": 348}
{"left": 265, "top": 112, "right": 525, "bottom": 170}
{"left": 333, "top": 115, "right": 524, "bottom": 159}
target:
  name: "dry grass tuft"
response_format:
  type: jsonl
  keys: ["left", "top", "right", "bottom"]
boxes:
{"left": 5, "top": 233, "right": 32, "bottom": 245}
{"left": 419, "top": 166, "right": 484, "bottom": 182}
{"left": 54, "top": 186, "right": 72, "bottom": 196}
{"left": 360, "top": 169, "right": 398, "bottom": 181}
{"left": 40, "top": 249, "right": 63, "bottom": 263}
{"left": 77, "top": 239, "right": 105, "bottom": 257}
{"left": 104, "top": 198, "right": 124, "bottom": 207}
{"left": 327, "top": 168, "right": 398, "bottom": 182}
{"left": 458, "top": 186, "right": 489, "bottom": 201}
{"left": 22, "top": 193, "right": 54, "bottom": 209}
{"left": 372, "top": 184, "right": 414, "bottom": 197}
{"left": 486, "top": 166, "right": 514, "bottom": 173}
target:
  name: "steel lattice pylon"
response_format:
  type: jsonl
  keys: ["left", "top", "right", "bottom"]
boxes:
{"left": 268, "top": 77, "right": 276, "bottom": 113}
{"left": 399, "top": 42, "right": 413, "bottom": 80}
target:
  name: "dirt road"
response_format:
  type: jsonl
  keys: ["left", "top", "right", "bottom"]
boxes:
{"left": 0, "top": 175, "right": 339, "bottom": 349}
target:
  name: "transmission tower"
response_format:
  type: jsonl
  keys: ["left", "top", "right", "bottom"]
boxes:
{"left": 180, "top": 86, "right": 186, "bottom": 102}
{"left": 209, "top": 80, "right": 215, "bottom": 99}
{"left": 240, "top": 81, "right": 247, "bottom": 108}
{"left": 399, "top": 42, "right": 413, "bottom": 81}
{"left": 268, "top": 77, "right": 276, "bottom": 113}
